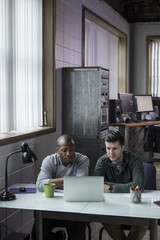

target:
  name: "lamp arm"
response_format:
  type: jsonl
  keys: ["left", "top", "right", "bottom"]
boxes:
{"left": 5, "top": 149, "right": 22, "bottom": 193}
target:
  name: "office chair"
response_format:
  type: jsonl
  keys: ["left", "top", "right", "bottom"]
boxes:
{"left": 53, "top": 223, "right": 91, "bottom": 240}
{"left": 143, "top": 162, "right": 157, "bottom": 190}
{"left": 98, "top": 162, "right": 157, "bottom": 240}
{"left": 87, "top": 223, "right": 92, "bottom": 240}
{"left": 32, "top": 215, "right": 91, "bottom": 240}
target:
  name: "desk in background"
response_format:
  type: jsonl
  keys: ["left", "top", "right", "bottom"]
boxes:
{"left": 0, "top": 185, "right": 160, "bottom": 240}
{"left": 109, "top": 121, "right": 160, "bottom": 161}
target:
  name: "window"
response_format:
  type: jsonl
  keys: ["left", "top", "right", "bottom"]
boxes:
{"left": 82, "top": 7, "right": 127, "bottom": 95}
{"left": 0, "top": 0, "right": 56, "bottom": 146}
{"left": 147, "top": 36, "right": 160, "bottom": 97}
{"left": 0, "top": 0, "right": 42, "bottom": 133}
{"left": 85, "top": 19, "right": 119, "bottom": 98}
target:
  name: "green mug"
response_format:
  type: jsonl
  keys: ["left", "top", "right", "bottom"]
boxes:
{"left": 43, "top": 183, "right": 55, "bottom": 198}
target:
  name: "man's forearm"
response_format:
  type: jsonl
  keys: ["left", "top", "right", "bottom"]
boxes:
{"left": 49, "top": 178, "right": 64, "bottom": 189}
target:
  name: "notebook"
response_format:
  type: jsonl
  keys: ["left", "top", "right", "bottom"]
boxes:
{"left": 64, "top": 176, "right": 104, "bottom": 202}
{"left": 10, "top": 187, "right": 36, "bottom": 193}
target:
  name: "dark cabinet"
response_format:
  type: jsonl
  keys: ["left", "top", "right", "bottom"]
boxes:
{"left": 62, "top": 67, "right": 109, "bottom": 174}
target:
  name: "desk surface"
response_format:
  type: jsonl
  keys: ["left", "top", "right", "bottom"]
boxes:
{"left": 0, "top": 187, "right": 87, "bottom": 214}
{"left": 81, "top": 192, "right": 160, "bottom": 223}
{"left": 0, "top": 185, "right": 160, "bottom": 220}
{"left": 109, "top": 121, "right": 160, "bottom": 127}
{"left": 1, "top": 185, "right": 160, "bottom": 240}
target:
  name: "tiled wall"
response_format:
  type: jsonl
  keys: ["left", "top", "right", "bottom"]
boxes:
{"left": 56, "top": 0, "right": 83, "bottom": 69}
{"left": 56, "top": 0, "right": 130, "bottom": 70}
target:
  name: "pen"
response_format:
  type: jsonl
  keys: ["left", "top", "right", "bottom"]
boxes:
{"left": 132, "top": 185, "right": 141, "bottom": 191}
{"left": 135, "top": 186, "right": 140, "bottom": 191}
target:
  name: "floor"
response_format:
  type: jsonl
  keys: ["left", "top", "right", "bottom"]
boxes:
{"left": 87, "top": 222, "right": 160, "bottom": 240}
{"left": 53, "top": 222, "right": 160, "bottom": 240}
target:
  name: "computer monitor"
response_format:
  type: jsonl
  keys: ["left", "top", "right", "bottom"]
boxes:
{"left": 134, "top": 94, "right": 154, "bottom": 121}
{"left": 134, "top": 94, "right": 154, "bottom": 113}
{"left": 118, "top": 93, "right": 135, "bottom": 114}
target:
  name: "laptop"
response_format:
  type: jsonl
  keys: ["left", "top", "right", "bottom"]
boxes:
{"left": 64, "top": 176, "right": 104, "bottom": 202}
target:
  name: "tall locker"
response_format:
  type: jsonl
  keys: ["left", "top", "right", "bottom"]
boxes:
{"left": 62, "top": 67, "right": 109, "bottom": 175}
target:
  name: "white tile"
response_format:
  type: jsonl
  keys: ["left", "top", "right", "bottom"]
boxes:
{"left": 75, "top": 38, "right": 82, "bottom": 52}
{"left": 63, "top": 2, "right": 74, "bottom": 21}
{"left": 56, "top": 60, "right": 64, "bottom": 69}
{"left": 65, "top": 0, "right": 81, "bottom": 10}
{"left": 64, "top": 33, "right": 70, "bottom": 49}
{"left": 69, "top": 22, "right": 75, "bottom": 37}
{"left": 75, "top": 51, "right": 82, "bottom": 66}
{"left": 8, "top": 154, "right": 21, "bottom": 174}
{"left": 21, "top": 209, "right": 34, "bottom": 226}
{"left": 56, "top": 29, "right": 63, "bottom": 46}
{"left": 74, "top": 21, "right": 82, "bottom": 38}
{"left": 0, "top": 176, "right": 5, "bottom": 190}
{"left": 20, "top": 165, "right": 35, "bottom": 183}
{"left": 63, "top": 62, "right": 70, "bottom": 67}
{"left": 21, "top": 218, "right": 34, "bottom": 235}
{"left": 56, "top": 45, "right": 64, "bottom": 61}
{"left": 56, "top": 0, "right": 64, "bottom": 15}
{"left": 0, "top": 209, "right": 6, "bottom": 222}
{"left": 8, "top": 171, "right": 20, "bottom": 187}
{"left": 64, "top": 18, "right": 71, "bottom": 34}
{"left": 0, "top": 156, "right": 5, "bottom": 178}
{"left": 64, "top": 48, "right": 70, "bottom": 63}
{"left": 70, "top": 50, "right": 75, "bottom": 64}
{"left": 69, "top": 37, "right": 75, "bottom": 50}
{"left": 7, "top": 208, "right": 18, "bottom": 216}
{"left": 56, "top": 13, "right": 64, "bottom": 31}
{"left": 7, "top": 210, "right": 21, "bottom": 232}
{"left": 0, "top": 141, "right": 20, "bottom": 156}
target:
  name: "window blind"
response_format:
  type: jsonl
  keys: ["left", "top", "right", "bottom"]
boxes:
{"left": 0, "top": 0, "right": 42, "bottom": 133}
{"left": 85, "top": 19, "right": 119, "bottom": 99}
{"left": 151, "top": 41, "right": 160, "bottom": 97}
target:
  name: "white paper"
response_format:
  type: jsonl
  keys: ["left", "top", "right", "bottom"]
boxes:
{"left": 54, "top": 189, "right": 64, "bottom": 196}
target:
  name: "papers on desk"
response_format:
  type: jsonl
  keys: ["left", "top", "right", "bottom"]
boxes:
{"left": 42, "top": 189, "right": 64, "bottom": 197}
{"left": 55, "top": 189, "right": 64, "bottom": 197}
{"left": 123, "top": 191, "right": 160, "bottom": 199}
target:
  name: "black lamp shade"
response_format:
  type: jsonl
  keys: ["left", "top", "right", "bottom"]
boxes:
{"left": 21, "top": 143, "right": 37, "bottom": 164}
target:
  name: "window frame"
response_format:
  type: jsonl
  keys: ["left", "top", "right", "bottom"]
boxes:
{"left": 147, "top": 35, "right": 160, "bottom": 94}
{"left": 82, "top": 6, "right": 127, "bottom": 93}
{"left": 0, "top": 0, "right": 56, "bottom": 146}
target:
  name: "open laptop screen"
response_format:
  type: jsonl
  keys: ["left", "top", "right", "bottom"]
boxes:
{"left": 64, "top": 176, "right": 104, "bottom": 202}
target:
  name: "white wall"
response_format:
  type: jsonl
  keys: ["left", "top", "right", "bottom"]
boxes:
{"left": 130, "top": 22, "right": 160, "bottom": 94}
{"left": 0, "top": 0, "right": 130, "bottom": 235}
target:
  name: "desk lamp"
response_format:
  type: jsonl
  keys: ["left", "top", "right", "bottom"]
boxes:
{"left": 0, "top": 142, "right": 37, "bottom": 201}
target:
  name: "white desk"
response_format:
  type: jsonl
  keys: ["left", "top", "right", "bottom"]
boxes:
{"left": 0, "top": 185, "right": 160, "bottom": 240}
{"left": 81, "top": 193, "right": 160, "bottom": 240}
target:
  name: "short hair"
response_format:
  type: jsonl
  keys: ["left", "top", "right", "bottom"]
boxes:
{"left": 105, "top": 131, "right": 125, "bottom": 146}
{"left": 57, "top": 134, "right": 75, "bottom": 148}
